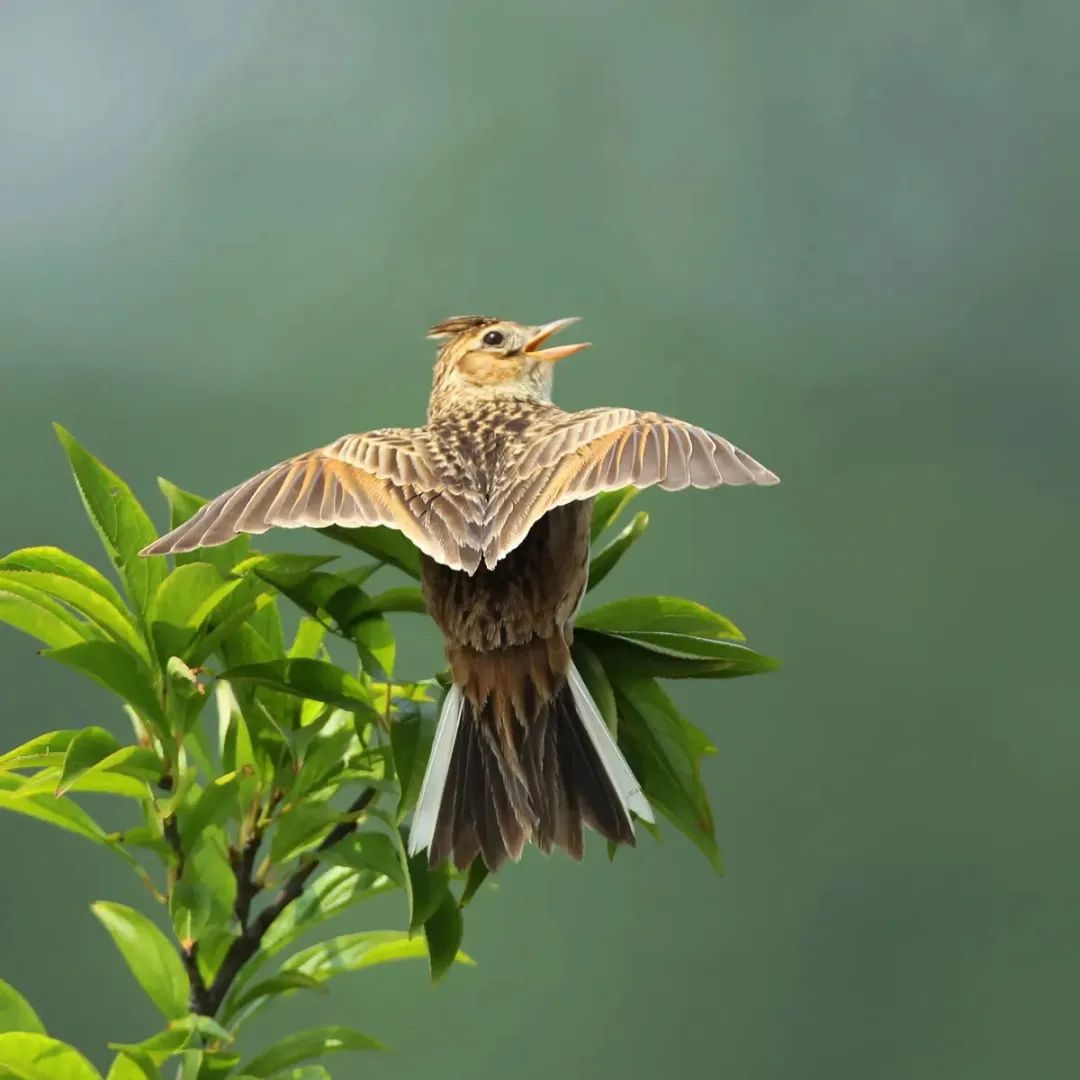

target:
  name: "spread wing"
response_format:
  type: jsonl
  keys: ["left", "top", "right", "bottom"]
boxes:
{"left": 140, "top": 429, "right": 487, "bottom": 573}
{"left": 482, "top": 408, "right": 779, "bottom": 569}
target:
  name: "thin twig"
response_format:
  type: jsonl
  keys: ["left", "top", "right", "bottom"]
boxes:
{"left": 197, "top": 786, "right": 376, "bottom": 1016}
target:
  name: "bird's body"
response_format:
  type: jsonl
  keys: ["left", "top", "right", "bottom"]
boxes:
{"left": 142, "top": 314, "right": 779, "bottom": 870}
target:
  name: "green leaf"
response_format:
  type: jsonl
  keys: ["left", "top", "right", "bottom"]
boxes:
{"left": 54, "top": 424, "right": 165, "bottom": 622}
{"left": 91, "top": 902, "right": 189, "bottom": 1019}
{"left": 0, "top": 774, "right": 108, "bottom": 845}
{"left": 319, "top": 525, "right": 421, "bottom": 579}
{"left": 226, "top": 866, "right": 395, "bottom": 1006}
{"left": 459, "top": 858, "right": 489, "bottom": 909}
{"left": 579, "top": 629, "right": 777, "bottom": 680}
{"left": 288, "top": 618, "right": 327, "bottom": 660}
{"left": 221, "top": 659, "right": 376, "bottom": 715}
{"left": 62, "top": 745, "right": 160, "bottom": 797}
{"left": 0, "top": 1032, "right": 102, "bottom": 1079}
{"left": 390, "top": 694, "right": 438, "bottom": 824}
{"left": 578, "top": 595, "right": 743, "bottom": 640}
{"left": 366, "top": 586, "right": 427, "bottom": 614}
{"left": 590, "top": 487, "right": 639, "bottom": 541}
{"left": 587, "top": 511, "right": 649, "bottom": 590}
{"left": 43, "top": 640, "right": 164, "bottom": 726}
{"left": 0, "top": 731, "right": 78, "bottom": 772}
{"left": 283, "top": 930, "right": 467, "bottom": 983}
{"left": 292, "top": 722, "right": 356, "bottom": 798}
{"left": 320, "top": 831, "right": 406, "bottom": 888}
{"left": 269, "top": 803, "right": 340, "bottom": 864}
{"left": 349, "top": 612, "right": 395, "bottom": 679}
{"left": 0, "top": 570, "right": 147, "bottom": 660}
{"left": 612, "top": 677, "right": 722, "bottom": 871}
{"left": 179, "top": 774, "right": 239, "bottom": 847}
{"left": 238, "top": 1026, "right": 385, "bottom": 1077}
{"left": 105, "top": 1052, "right": 160, "bottom": 1080}
{"left": 171, "top": 828, "right": 237, "bottom": 942}
{"left": 149, "top": 563, "right": 248, "bottom": 663}
{"left": 0, "top": 546, "right": 130, "bottom": 618}
{"left": 157, "top": 480, "right": 251, "bottom": 573}
{"left": 223, "top": 972, "right": 326, "bottom": 1020}
{"left": 424, "top": 886, "right": 465, "bottom": 983}
{"left": 57, "top": 726, "right": 119, "bottom": 794}
{"left": 0, "top": 977, "right": 46, "bottom": 1035}
{"left": 108, "top": 1016, "right": 233, "bottom": 1064}
{"left": 0, "top": 583, "right": 90, "bottom": 649}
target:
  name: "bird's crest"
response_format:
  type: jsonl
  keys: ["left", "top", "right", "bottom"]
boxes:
{"left": 426, "top": 314, "right": 499, "bottom": 340}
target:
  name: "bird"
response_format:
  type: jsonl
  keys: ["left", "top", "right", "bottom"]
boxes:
{"left": 141, "top": 314, "right": 779, "bottom": 871}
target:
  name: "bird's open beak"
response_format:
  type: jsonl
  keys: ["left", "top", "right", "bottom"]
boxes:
{"left": 524, "top": 317, "right": 591, "bottom": 363}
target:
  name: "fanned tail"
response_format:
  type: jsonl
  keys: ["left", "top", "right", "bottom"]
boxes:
{"left": 407, "top": 660, "right": 653, "bottom": 871}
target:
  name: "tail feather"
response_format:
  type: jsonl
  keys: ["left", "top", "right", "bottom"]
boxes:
{"left": 407, "top": 660, "right": 652, "bottom": 870}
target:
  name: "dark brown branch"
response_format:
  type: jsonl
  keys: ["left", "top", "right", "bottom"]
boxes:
{"left": 196, "top": 787, "right": 376, "bottom": 1016}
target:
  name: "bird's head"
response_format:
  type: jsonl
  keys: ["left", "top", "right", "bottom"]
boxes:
{"left": 426, "top": 314, "right": 590, "bottom": 413}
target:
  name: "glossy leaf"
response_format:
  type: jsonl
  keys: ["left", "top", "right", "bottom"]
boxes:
{"left": 0, "top": 731, "right": 78, "bottom": 771}
{"left": 288, "top": 618, "right": 327, "bottom": 660}
{"left": 578, "top": 629, "right": 777, "bottom": 681}
{"left": 222, "top": 972, "right": 325, "bottom": 1021}
{"left": 423, "top": 886, "right": 465, "bottom": 983}
{"left": 0, "top": 1032, "right": 102, "bottom": 1080}
{"left": 108, "top": 1016, "right": 233, "bottom": 1064}
{"left": 590, "top": 487, "right": 639, "bottom": 541}
{"left": 0, "top": 587, "right": 89, "bottom": 650}
{"left": 54, "top": 425, "right": 165, "bottom": 621}
{"left": 459, "top": 858, "right": 490, "bottom": 909}
{"left": 0, "top": 977, "right": 45, "bottom": 1035}
{"left": 91, "top": 902, "right": 189, "bottom": 1019}
{"left": 320, "top": 831, "right": 405, "bottom": 888}
{"left": 0, "top": 570, "right": 147, "bottom": 660}
{"left": 390, "top": 695, "right": 438, "bottom": 824}
{"left": 57, "top": 727, "right": 119, "bottom": 793}
{"left": 578, "top": 595, "right": 743, "bottom": 640}
{"left": 0, "top": 546, "right": 130, "bottom": 616}
{"left": 366, "top": 586, "right": 427, "bottom": 614}
{"left": 238, "top": 1026, "right": 385, "bottom": 1077}
{"left": 178, "top": 774, "right": 239, "bottom": 847}
{"left": 221, "top": 659, "right": 376, "bottom": 716}
{"left": 269, "top": 803, "right": 340, "bottom": 865}
{"left": 612, "top": 677, "right": 722, "bottom": 872}
{"left": 349, "top": 612, "right": 395, "bottom": 679}
{"left": 319, "top": 524, "right": 421, "bottom": 579}
{"left": 282, "top": 931, "right": 466, "bottom": 984}
{"left": 105, "top": 1052, "right": 160, "bottom": 1080}
{"left": 158, "top": 479, "right": 250, "bottom": 573}
{"left": 587, "top": 510, "right": 649, "bottom": 590}
{"left": 171, "top": 828, "right": 236, "bottom": 942}
{"left": 149, "top": 563, "right": 247, "bottom": 663}
{"left": 0, "top": 774, "right": 108, "bottom": 844}
{"left": 43, "top": 641, "right": 164, "bottom": 726}
{"left": 226, "top": 866, "right": 394, "bottom": 1007}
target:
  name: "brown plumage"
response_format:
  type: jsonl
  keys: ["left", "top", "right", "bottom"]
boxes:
{"left": 141, "top": 315, "right": 779, "bottom": 870}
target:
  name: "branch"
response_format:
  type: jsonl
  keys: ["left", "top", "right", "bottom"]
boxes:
{"left": 197, "top": 787, "right": 377, "bottom": 1016}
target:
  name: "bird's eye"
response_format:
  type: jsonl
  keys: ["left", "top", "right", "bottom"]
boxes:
{"left": 482, "top": 329, "right": 505, "bottom": 347}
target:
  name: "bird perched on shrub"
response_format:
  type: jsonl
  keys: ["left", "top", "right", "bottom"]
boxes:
{"left": 142, "top": 315, "right": 779, "bottom": 870}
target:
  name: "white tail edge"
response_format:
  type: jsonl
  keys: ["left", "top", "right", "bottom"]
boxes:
{"left": 407, "top": 684, "right": 464, "bottom": 857}
{"left": 566, "top": 661, "right": 655, "bottom": 826}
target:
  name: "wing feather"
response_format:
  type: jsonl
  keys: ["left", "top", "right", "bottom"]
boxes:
{"left": 140, "top": 428, "right": 484, "bottom": 572}
{"left": 483, "top": 409, "right": 778, "bottom": 567}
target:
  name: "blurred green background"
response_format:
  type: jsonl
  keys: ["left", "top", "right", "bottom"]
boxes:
{"left": 2, "top": 1, "right": 1078, "bottom": 1077}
